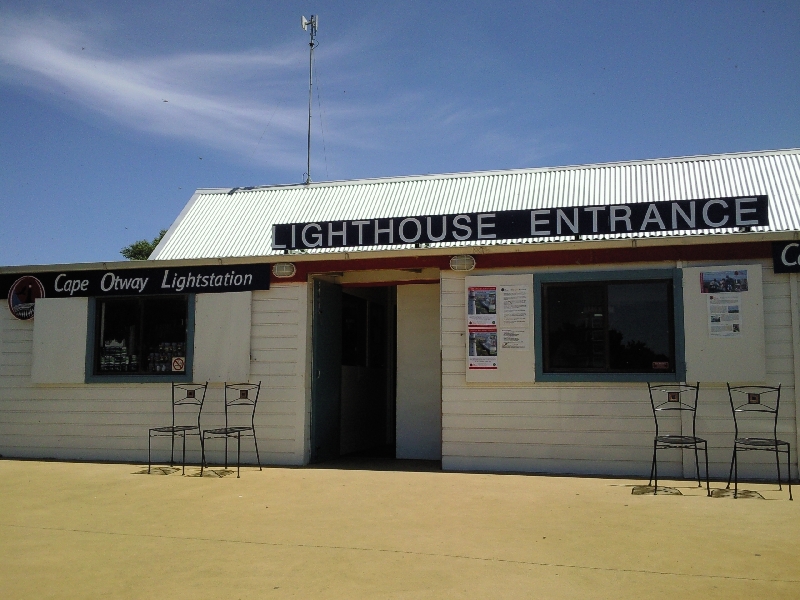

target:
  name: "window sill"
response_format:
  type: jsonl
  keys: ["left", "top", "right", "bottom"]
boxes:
{"left": 536, "top": 371, "right": 681, "bottom": 383}
{"left": 84, "top": 373, "right": 194, "bottom": 384}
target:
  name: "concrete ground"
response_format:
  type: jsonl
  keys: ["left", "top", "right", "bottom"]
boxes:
{"left": 0, "top": 459, "right": 797, "bottom": 599}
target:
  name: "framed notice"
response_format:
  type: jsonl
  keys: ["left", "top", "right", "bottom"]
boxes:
{"left": 465, "top": 274, "right": 534, "bottom": 382}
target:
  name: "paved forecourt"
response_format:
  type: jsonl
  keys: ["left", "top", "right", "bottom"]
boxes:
{"left": 0, "top": 459, "right": 797, "bottom": 599}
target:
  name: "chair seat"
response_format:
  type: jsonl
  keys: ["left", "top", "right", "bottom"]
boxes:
{"left": 735, "top": 437, "right": 789, "bottom": 448}
{"left": 150, "top": 425, "right": 199, "bottom": 434}
{"left": 204, "top": 426, "right": 253, "bottom": 436}
{"left": 656, "top": 435, "right": 705, "bottom": 446}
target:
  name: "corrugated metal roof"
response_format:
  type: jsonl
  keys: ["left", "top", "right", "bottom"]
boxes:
{"left": 151, "top": 148, "right": 800, "bottom": 260}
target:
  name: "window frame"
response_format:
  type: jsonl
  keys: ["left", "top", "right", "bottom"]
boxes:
{"left": 84, "top": 294, "right": 195, "bottom": 383}
{"left": 534, "top": 269, "right": 685, "bottom": 382}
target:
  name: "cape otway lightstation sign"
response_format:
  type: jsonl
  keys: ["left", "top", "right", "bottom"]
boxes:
{"left": 272, "top": 195, "right": 769, "bottom": 250}
{"left": 1, "top": 264, "right": 270, "bottom": 320}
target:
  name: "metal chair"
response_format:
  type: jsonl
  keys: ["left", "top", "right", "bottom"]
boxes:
{"left": 726, "top": 384, "right": 792, "bottom": 500}
{"left": 648, "top": 382, "right": 710, "bottom": 496}
{"left": 148, "top": 382, "right": 208, "bottom": 474}
{"left": 201, "top": 382, "right": 262, "bottom": 478}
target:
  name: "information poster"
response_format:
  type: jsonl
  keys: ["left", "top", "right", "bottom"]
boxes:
{"left": 467, "top": 286, "right": 498, "bottom": 369}
{"left": 467, "top": 286, "right": 497, "bottom": 327}
{"left": 500, "top": 284, "right": 529, "bottom": 325}
{"left": 468, "top": 331, "right": 498, "bottom": 369}
{"left": 707, "top": 293, "right": 742, "bottom": 337}
{"left": 500, "top": 329, "right": 528, "bottom": 350}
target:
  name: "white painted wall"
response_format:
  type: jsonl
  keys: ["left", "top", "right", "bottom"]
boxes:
{"left": 396, "top": 283, "right": 441, "bottom": 460}
{"left": 193, "top": 291, "right": 252, "bottom": 383}
{"left": 31, "top": 297, "right": 88, "bottom": 384}
{"left": 441, "top": 262, "right": 797, "bottom": 480}
{"left": 0, "top": 284, "right": 309, "bottom": 466}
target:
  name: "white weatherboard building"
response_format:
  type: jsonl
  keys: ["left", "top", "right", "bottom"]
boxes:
{"left": 2, "top": 148, "right": 800, "bottom": 482}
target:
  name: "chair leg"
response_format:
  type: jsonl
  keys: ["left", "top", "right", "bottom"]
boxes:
{"left": 181, "top": 433, "right": 186, "bottom": 475}
{"left": 733, "top": 446, "right": 739, "bottom": 499}
{"left": 693, "top": 445, "right": 701, "bottom": 488}
{"left": 653, "top": 440, "right": 659, "bottom": 495}
{"left": 148, "top": 432, "right": 152, "bottom": 474}
{"left": 253, "top": 429, "right": 262, "bottom": 471}
{"left": 200, "top": 433, "right": 206, "bottom": 476}
{"left": 726, "top": 447, "right": 735, "bottom": 489}
{"left": 786, "top": 445, "right": 793, "bottom": 501}
{"left": 702, "top": 441, "right": 710, "bottom": 497}
{"left": 170, "top": 431, "right": 175, "bottom": 467}
{"left": 775, "top": 445, "right": 783, "bottom": 491}
{"left": 224, "top": 437, "right": 228, "bottom": 471}
{"left": 237, "top": 432, "right": 241, "bottom": 478}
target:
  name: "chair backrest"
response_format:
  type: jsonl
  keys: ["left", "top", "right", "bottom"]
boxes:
{"left": 224, "top": 382, "right": 262, "bottom": 429}
{"left": 727, "top": 383, "right": 781, "bottom": 440}
{"left": 171, "top": 382, "right": 208, "bottom": 428}
{"left": 647, "top": 382, "right": 700, "bottom": 437}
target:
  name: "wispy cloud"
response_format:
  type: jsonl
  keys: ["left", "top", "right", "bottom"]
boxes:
{"left": 0, "top": 13, "right": 553, "bottom": 177}
{"left": 0, "top": 16, "right": 337, "bottom": 169}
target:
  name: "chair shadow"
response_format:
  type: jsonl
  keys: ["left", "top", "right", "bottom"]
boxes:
{"left": 185, "top": 468, "right": 236, "bottom": 478}
{"left": 133, "top": 466, "right": 181, "bottom": 475}
{"left": 631, "top": 485, "right": 682, "bottom": 496}
{"left": 132, "top": 466, "right": 235, "bottom": 478}
{"left": 710, "top": 488, "right": 764, "bottom": 499}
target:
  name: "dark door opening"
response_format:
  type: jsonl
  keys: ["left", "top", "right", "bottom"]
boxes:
{"left": 311, "top": 281, "right": 396, "bottom": 463}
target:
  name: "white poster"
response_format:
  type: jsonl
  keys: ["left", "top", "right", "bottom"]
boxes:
{"left": 468, "top": 331, "right": 498, "bottom": 369}
{"left": 467, "top": 286, "right": 497, "bottom": 327}
{"left": 708, "top": 293, "right": 742, "bottom": 337}
{"left": 500, "top": 284, "right": 529, "bottom": 326}
{"left": 500, "top": 329, "right": 528, "bottom": 350}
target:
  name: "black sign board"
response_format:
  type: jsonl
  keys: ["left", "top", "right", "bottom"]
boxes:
{"left": 272, "top": 195, "right": 769, "bottom": 250}
{"left": 772, "top": 241, "right": 800, "bottom": 273}
{"left": 2, "top": 264, "right": 270, "bottom": 320}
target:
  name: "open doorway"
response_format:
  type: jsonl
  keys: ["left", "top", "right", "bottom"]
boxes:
{"left": 311, "top": 280, "right": 396, "bottom": 463}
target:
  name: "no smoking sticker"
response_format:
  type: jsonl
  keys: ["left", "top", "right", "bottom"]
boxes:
{"left": 171, "top": 357, "right": 185, "bottom": 372}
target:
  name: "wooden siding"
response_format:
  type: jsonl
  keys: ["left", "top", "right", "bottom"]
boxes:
{"left": 0, "top": 284, "right": 309, "bottom": 466}
{"left": 441, "top": 261, "right": 798, "bottom": 480}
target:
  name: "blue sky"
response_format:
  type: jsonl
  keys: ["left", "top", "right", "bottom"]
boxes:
{"left": 1, "top": 1, "right": 798, "bottom": 266}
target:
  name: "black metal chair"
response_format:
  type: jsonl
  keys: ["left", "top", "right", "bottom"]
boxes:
{"left": 648, "top": 382, "right": 710, "bottom": 496}
{"left": 148, "top": 382, "right": 208, "bottom": 474}
{"left": 726, "top": 384, "right": 792, "bottom": 500}
{"left": 201, "top": 382, "right": 262, "bottom": 478}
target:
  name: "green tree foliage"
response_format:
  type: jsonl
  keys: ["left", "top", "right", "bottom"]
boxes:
{"left": 120, "top": 229, "right": 167, "bottom": 260}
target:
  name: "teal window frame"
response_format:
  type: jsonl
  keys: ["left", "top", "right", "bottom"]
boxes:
{"left": 534, "top": 269, "right": 685, "bottom": 382}
{"left": 85, "top": 294, "right": 195, "bottom": 383}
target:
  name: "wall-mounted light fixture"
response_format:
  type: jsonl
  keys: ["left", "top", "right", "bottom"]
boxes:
{"left": 449, "top": 255, "right": 476, "bottom": 271}
{"left": 272, "top": 263, "right": 297, "bottom": 278}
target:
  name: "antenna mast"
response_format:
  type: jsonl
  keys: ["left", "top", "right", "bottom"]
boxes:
{"left": 301, "top": 15, "right": 318, "bottom": 184}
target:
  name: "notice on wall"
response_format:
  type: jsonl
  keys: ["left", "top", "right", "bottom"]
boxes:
{"left": 468, "top": 331, "right": 498, "bottom": 369}
{"left": 500, "top": 284, "right": 529, "bottom": 325}
{"left": 500, "top": 329, "right": 528, "bottom": 350}
{"left": 708, "top": 293, "right": 742, "bottom": 337}
{"left": 465, "top": 274, "right": 534, "bottom": 382}
{"left": 467, "top": 286, "right": 497, "bottom": 327}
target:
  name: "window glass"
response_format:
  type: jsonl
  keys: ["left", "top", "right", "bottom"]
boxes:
{"left": 543, "top": 280, "right": 674, "bottom": 373}
{"left": 95, "top": 296, "right": 188, "bottom": 375}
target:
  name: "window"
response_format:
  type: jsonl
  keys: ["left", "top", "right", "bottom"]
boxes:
{"left": 93, "top": 295, "right": 190, "bottom": 376}
{"left": 542, "top": 279, "right": 675, "bottom": 374}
